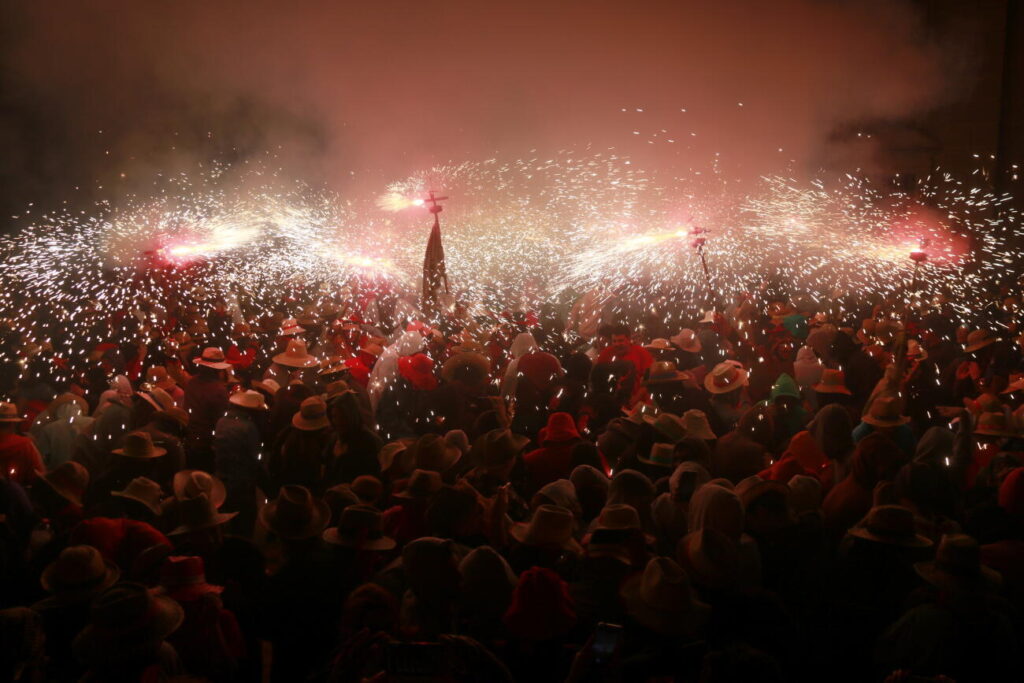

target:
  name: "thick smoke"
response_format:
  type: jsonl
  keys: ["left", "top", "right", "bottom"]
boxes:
{"left": 0, "top": 0, "right": 970, "bottom": 222}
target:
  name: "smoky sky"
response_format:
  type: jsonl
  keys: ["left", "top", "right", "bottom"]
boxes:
{"left": 0, "top": 0, "right": 973, "bottom": 222}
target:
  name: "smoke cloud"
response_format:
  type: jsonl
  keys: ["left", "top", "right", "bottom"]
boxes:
{"left": 0, "top": 0, "right": 972, "bottom": 221}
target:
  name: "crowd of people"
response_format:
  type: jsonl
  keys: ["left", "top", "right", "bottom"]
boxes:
{"left": 1, "top": 287, "right": 1024, "bottom": 682}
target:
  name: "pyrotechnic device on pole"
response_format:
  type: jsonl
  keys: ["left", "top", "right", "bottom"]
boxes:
{"left": 690, "top": 226, "right": 714, "bottom": 304}
{"left": 421, "top": 191, "right": 450, "bottom": 323}
{"left": 909, "top": 238, "right": 929, "bottom": 295}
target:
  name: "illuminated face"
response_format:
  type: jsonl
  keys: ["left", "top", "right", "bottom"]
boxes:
{"left": 611, "top": 333, "right": 631, "bottom": 350}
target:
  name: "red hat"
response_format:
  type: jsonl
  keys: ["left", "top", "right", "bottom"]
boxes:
{"left": 502, "top": 566, "right": 577, "bottom": 641}
{"left": 539, "top": 412, "right": 580, "bottom": 444}
{"left": 398, "top": 353, "right": 438, "bottom": 391}
{"left": 159, "top": 555, "right": 223, "bottom": 601}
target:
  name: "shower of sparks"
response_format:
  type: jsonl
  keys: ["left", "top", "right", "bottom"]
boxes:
{"left": 0, "top": 153, "right": 1020, "bottom": 373}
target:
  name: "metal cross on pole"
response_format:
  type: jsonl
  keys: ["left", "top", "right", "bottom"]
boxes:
{"left": 421, "top": 191, "right": 450, "bottom": 322}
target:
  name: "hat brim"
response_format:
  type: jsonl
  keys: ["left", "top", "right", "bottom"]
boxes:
{"left": 704, "top": 369, "right": 749, "bottom": 394}
{"left": 292, "top": 414, "right": 330, "bottom": 431}
{"left": 74, "top": 593, "right": 184, "bottom": 654}
{"left": 37, "top": 473, "right": 84, "bottom": 506}
{"left": 0, "top": 416, "right": 23, "bottom": 422}
{"left": 848, "top": 527, "right": 932, "bottom": 548}
{"left": 172, "top": 470, "right": 227, "bottom": 508}
{"left": 508, "top": 522, "right": 583, "bottom": 554}
{"left": 41, "top": 560, "right": 120, "bottom": 599}
{"left": 812, "top": 384, "right": 852, "bottom": 396}
{"left": 914, "top": 561, "right": 1001, "bottom": 592}
{"left": 169, "top": 510, "right": 239, "bottom": 536}
{"left": 685, "top": 426, "right": 717, "bottom": 440}
{"left": 111, "top": 445, "right": 167, "bottom": 459}
{"left": 643, "top": 372, "right": 692, "bottom": 386}
{"left": 861, "top": 415, "right": 911, "bottom": 428}
{"left": 228, "top": 395, "right": 268, "bottom": 411}
{"left": 259, "top": 498, "right": 330, "bottom": 540}
{"left": 194, "top": 360, "right": 232, "bottom": 370}
{"left": 322, "top": 527, "right": 397, "bottom": 551}
{"left": 163, "top": 583, "right": 224, "bottom": 602}
{"left": 974, "top": 427, "right": 1017, "bottom": 437}
{"left": 110, "top": 491, "right": 163, "bottom": 515}
{"left": 964, "top": 338, "right": 999, "bottom": 353}
{"left": 619, "top": 575, "right": 710, "bottom": 636}
{"left": 636, "top": 455, "right": 674, "bottom": 467}
{"left": 273, "top": 354, "right": 320, "bottom": 368}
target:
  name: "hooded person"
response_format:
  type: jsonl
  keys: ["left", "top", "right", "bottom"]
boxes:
{"left": 0, "top": 402, "right": 43, "bottom": 484}
{"left": 502, "top": 566, "right": 578, "bottom": 680}
{"left": 324, "top": 389, "right": 383, "bottom": 487}
{"left": 651, "top": 461, "right": 712, "bottom": 553}
{"left": 503, "top": 332, "right": 565, "bottom": 439}
{"left": 571, "top": 464, "right": 610, "bottom": 524}
{"left": 711, "top": 405, "right": 773, "bottom": 484}
{"left": 758, "top": 430, "right": 831, "bottom": 490}
{"left": 854, "top": 396, "right": 916, "bottom": 458}
{"left": 792, "top": 346, "right": 823, "bottom": 392}
{"left": 213, "top": 390, "right": 271, "bottom": 536}
{"left": 688, "top": 483, "right": 762, "bottom": 587}
{"left": 822, "top": 432, "right": 907, "bottom": 539}
{"left": 184, "top": 348, "right": 232, "bottom": 471}
{"left": 522, "top": 412, "right": 584, "bottom": 493}
{"left": 376, "top": 351, "right": 439, "bottom": 442}
{"left": 268, "top": 396, "right": 333, "bottom": 492}
{"left": 500, "top": 331, "right": 541, "bottom": 402}
{"left": 458, "top": 545, "right": 518, "bottom": 639}
{"left": 763, "top": 373, "right": 807, "bottom": 450}
{"left": 32, "top": 399, "right": 92, "bottom": 469}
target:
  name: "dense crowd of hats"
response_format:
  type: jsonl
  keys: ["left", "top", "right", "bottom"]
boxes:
{"left": 1, "top": 293, "right": 1024, "bottom": 681}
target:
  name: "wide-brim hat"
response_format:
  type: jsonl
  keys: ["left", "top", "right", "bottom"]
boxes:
{"left": 73, "top": 585, "right": 184, "bottom": 656}
{"left": 252, "top": 379, "right": 280, "bottom": 396}
{"left": 280, "top": 318, "right": 307, "bottom": 337}
{"left": 159, "top": 555, "right": 223, "bottom": 601}
{"left": 259, "top": 485, "right": 330, "bottom": 540}
{"left": 638, "top": 442, "right": 675, "bottom": 468}
{"left": 588, "top": 504, "right": 656, "bottom": 545}
{"left": 229, "top": 389, "right": 268, "bottom": 411}
{"left": 111, "top": 431, "right": 167, "bottom": 459}
{"left": 643, "top": 412, "right": 687, "bottom": 444}
{"left": 469, "top": 428, "right": 531, "bottom": 469}
{"left": 862, "top": 396, "right": 911, "bottom": 427}
{"left": 292, "top": 396, "right": 330, "bottom": 431}
{"left": 670, "top": 328, "right": 702, "bottom": 353}
{"left": 681, "top": 409, "right": 716, "bottom": 440}
{"left": 172, "top": 470, "right": 227, "bottom": 508}
{"left": 440, "top": 351, "right": 490, "bottom": 384}
{"left": 914, "top": 534, "right": 1001, "bottom": 593}
{"left": 322, "top": 504, "right": 397, "bottom": 551}
{"left": 644, "top": 361, "right": 693, "bottom": 386}
{"left": 194, "top": 347, "right": 232, "bottom": 370}
{"left": 848, "top": 505, "right": 932, "bottom": 548}
{"left": 41, "top": 545, "right": 120, "bottom": 601}
{"left": 393, "top": 468, "right": 444, "bottom": 499}
{"left": 620, "top": 557, "right": 710, "bottom": 636}
{"left": 964, "top": 329, "right": 999, "bottom": 353}
{"left": 145, "top": 367, "right": 177, "bottom": 391}
{"left": 974, "top": 411, "right": 1017, "bottom": 437}
{"left": 509, "top": 504, "right": 582, "bottom": 553}
{"left": 111, "top": 477, "right": 164, "bottom": 515}
{"left": 0, "top": 402, "right": 24, "bottom": 422}
{"left": 813, "top": 369, "right": 852, "bottom": 396}
{"left": 37, "top": 461, "right": 89, "bottom": 506}
{"left": 169, "top": 493, "right": 238, "bottom": 535}
{"left": 408, "top": 433, "right": 463, "bottom": 473}
{"left": 273, "top": 338, "right": 319, "bottom": 368}
{"left": 704, "top": 362, "right": 749, "bottom": 394}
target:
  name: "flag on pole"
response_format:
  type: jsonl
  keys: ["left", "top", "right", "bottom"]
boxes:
{"left": 422, "top": 216, "right": 449, "bottom": 321}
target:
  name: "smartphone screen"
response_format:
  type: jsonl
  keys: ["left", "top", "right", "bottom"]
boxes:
{"left": 592, "top": 622, "right": 623, "bottom": 664}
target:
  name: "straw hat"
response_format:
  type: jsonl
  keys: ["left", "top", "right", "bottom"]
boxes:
{"left": 322, "top": 504, "right": 396, "bottom": 551}
{"left": 73, "top": 583, "right": 184, "bottom": 656}
{"left": 172, "top": 470, "right": 226, "bottom": 508}
{"left": 681, "top": 409, "right": 716, "bottom": 440}
{"left": 677, "top": 527, "right": 740, "bottom": 590}
{"left": 229, "top": 389, "right": 268, "bottom": 411}
{"left": 510, "top": 504, "right": 582, "bottom": 553}
{"left": 590, "top": 503, "right": 655, "bottom": 545}
{"left": 169, "top": 493, "right": 238, "bottom": 535}
{"left": 193, "top": 347, "right": 231, "bottom": 370}
{"left": 469, "top": 429, "right": 531, "bottom": 469}
{"left": 408, "top": 433, "right": 463, "bottom": 473}
{"left": 393, "top": 468, "right": 444, "bottom": 499}
{"left": 0, "top": 402, "right": 23, "bottom": 423}
{"left": 704, "top": 362, "right": 749, "bottom": 394}
{"left": 643, "top": 412, "right": 687, "bottom": 443}
{"left": 111, "top": 431, "right": 167, "bottom": 459}
{"left": 273, "top": 338, "right": 319, "bottom": 368}
{"left": 643, "top": 361, "right": 693, "bottom": 386}
{"left": 862, "top": 396, "right": 910, "bottom": 427}
{"left": 812, "top": 368, "right": 852, "bottom": 396}
{"left": 1001, "top": 373, "right": 1024, "bottom": 395}
{"left": 645, "top": 338, "right": 673, "bottom": 350}
{"left": 292, "top": 396, "right": 330, "bottom": 431}
{"left": 906, "top": 339, "right": 929, "bottom": 361}
{"left": 622, "top": 402, "right": 659, "bottom": 424}
{"left": 145, "top": 366, "right": 177, "bottom": 391}
{"left": 378, "top": 440, "right": 413, "bottom": 475}
{"left": 279, "top": 318, "right": 307, "bottom": 337}
{"left": 848, "top": 505, "right": 932, "bottom": 548}
{"left": 111, "top": 477, "right": 164, "bottom": 515}
{"left": 964, "top": 329, "right": 999, "bottom": 353}
{"left": 638, "top": 442, "right": 675, "bottom": 468}
{"left": 670, "top": 328, "right": 702, "bottom": 353}
{"left": 159, "top": 555, "right": 223, "bottom": 601}
{"left": 914, "top": 534, "right": 1001, "bottom": 593}
{"left": 37, "top": 461, "right": 89, "bottom": 506}
{"left": 259, "top": 485, "right": 330, "bottom": 540}
{"left": 698, "top": 310, "right": 717, "bottom": 324}
{"left": 974, "top": 411, "right": 1016, "bottom": 437}
{"left": 252, "top": 379, "right": 280, "bottom": 396}
{"left": 40, "top": 545, "right": 120, "bottom": 601}
{"left": 620, "top": 556, "right": 710, "bottom": 636}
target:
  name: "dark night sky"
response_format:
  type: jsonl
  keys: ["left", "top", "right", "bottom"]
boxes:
{"left": 0, "top": 0, "right": 1013, "bottom": 224}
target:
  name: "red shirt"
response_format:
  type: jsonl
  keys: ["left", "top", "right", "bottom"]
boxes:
{"left": 0, "top": 432, "right": 43, "bottom": 483}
